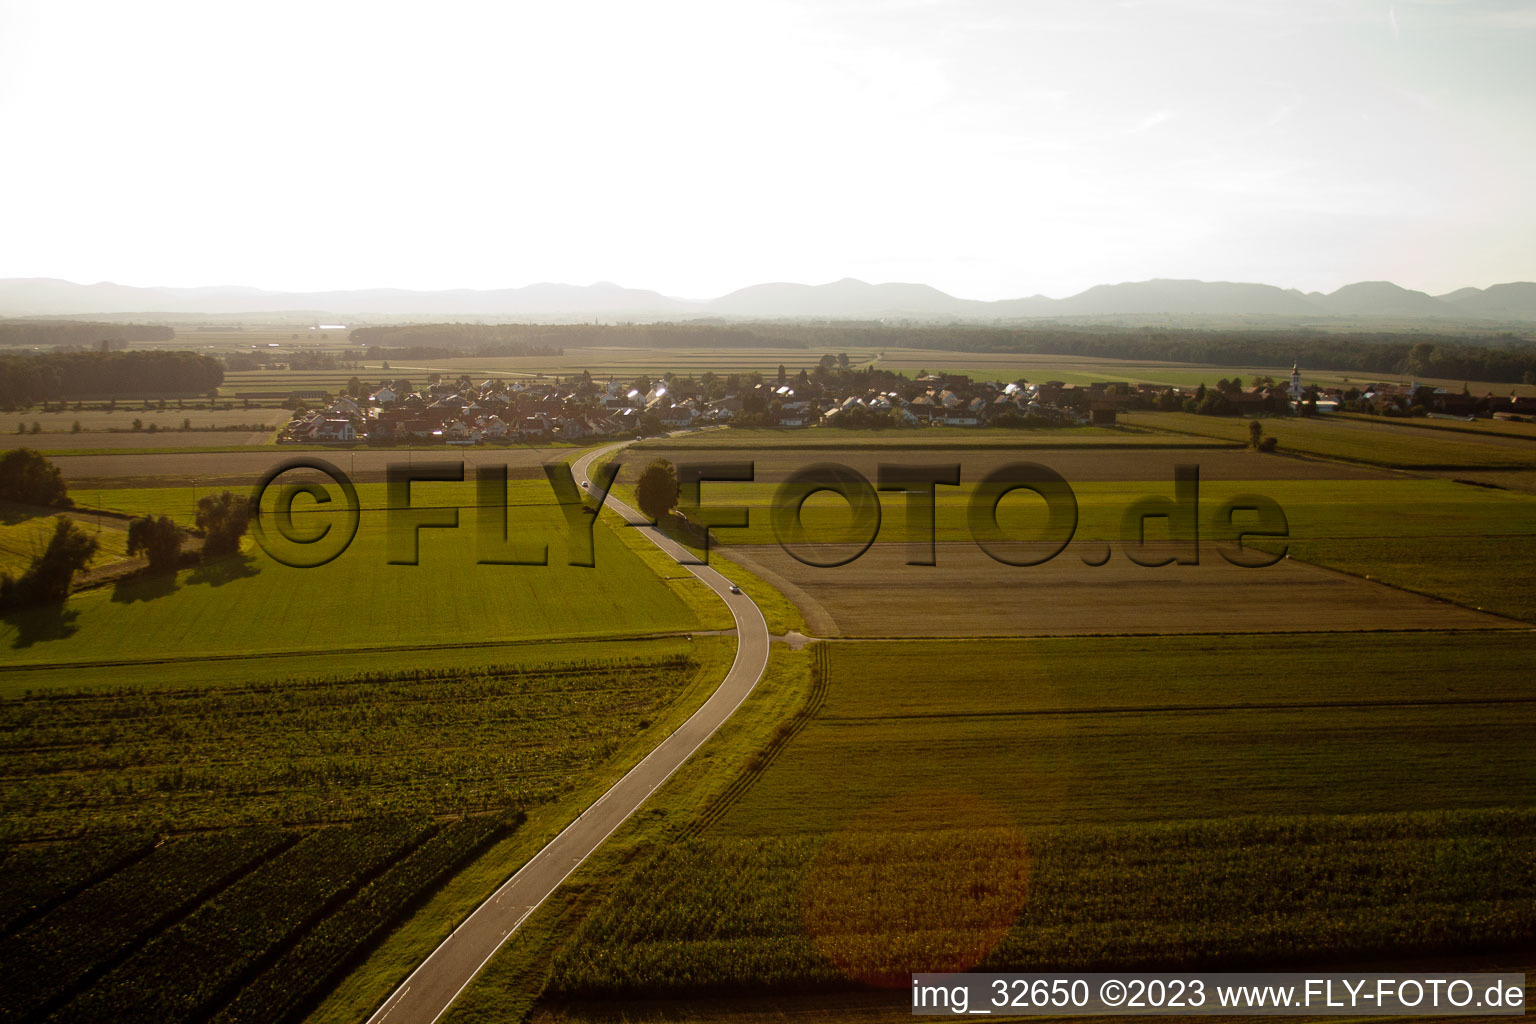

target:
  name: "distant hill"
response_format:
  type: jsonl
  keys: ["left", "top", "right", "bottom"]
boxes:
{"left": 0, "top": 278, "right": 693, "bottom": 318}
{"left": 707, "top": 279, "right": 984, "bottom": 318}
{"left": 1050, "top": 279, "right": 1318, "bottom": 316}
{"left": 1313, "top": 281, "right": 1456, "bottom": 317}
{"left": 1437, "top": 282, "right": 1536, "bottom": 319}
{"left": 1, "top": 275, "right": 1533, "bottom": 322}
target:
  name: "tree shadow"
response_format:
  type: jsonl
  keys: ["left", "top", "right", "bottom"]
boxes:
{"left": 111, "top": 571, "right": 181, "bottom": 604}
{"left": 0, "top": 500, "right": 49, "bottom": 527}
{"left": 3, "top": 602, "right": 81, "bottom": 648}
{"left": 186, "top": 552, "right": 261, "bottom": 588}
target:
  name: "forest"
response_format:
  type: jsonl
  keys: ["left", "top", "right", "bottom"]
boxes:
{"left": 0, "top": 321, "right": 175, "bottom": 349}
{"left": 0, "top": 351, "right": 224, "bottom": 407}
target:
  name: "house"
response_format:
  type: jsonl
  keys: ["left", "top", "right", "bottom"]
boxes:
{"left": 312, "top": 418, "right": 357, "bottom": 442}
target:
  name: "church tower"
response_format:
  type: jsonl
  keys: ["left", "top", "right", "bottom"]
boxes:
{"left": 1288, "top": 362, "right": 1305, "bottom": 402}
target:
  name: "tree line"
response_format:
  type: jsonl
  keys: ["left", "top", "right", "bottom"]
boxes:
{"left": 0, "top": 321, "right": 175, "bottom": 348}
{"left": 738, "top": 324, "right": 1536, "bottom": 384}
{"left": 350, "top": 320, "right": 1536, "bottom": 384}
{"left": 0, "top": 351, "right": 224, "bottom": 408}
{"left": 348, "top": 323, "right": 566, "bottom": 355}
{"left": 348, "top": 322, "right": 798, "bottom": 351}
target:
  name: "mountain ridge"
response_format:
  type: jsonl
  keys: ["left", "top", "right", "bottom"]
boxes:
{"left": 1, "top": 275, "right": 1534, "bottom": 321}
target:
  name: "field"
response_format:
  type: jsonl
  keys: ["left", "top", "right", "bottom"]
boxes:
{"left": 426, "top": 415, "right": 1536, "bottom": 1023}
{"left": 1120, "top": 411, "right": 1536, "bottom": 470}
{"left": 7, "top": 340, "right": 1536, "bottom": 1024}
{"left": 202, "top": 348, "right": 1536, "bottom": 403}
{"left": 873, "top": 348, "right": 1536, "bottom": 398}
{"left": 529, "top": 632, "right": 1536, "bottom": 1004}
{"left": 0, "top": 506, "right": 130, "bottom": 577}
{"left": 545, "top": 810, "right": 1536, "bottom": 998}
{"left": 714, "top": 635, "right": 1536, "bottom": 834}
{"left": 3, "top": 405, "right": 285, "bottom": 433}
{"left": 606, "top": 444, "right": 1536, "bottom": 631}
{"left": 46, "top": 446, "right": 572, "bottom": 488}
{"left": 633, "top": 426, "right": 1233, "bottom": 451}
{"left": 0, "top": 643, "right": 735, "bottom": 1022}
{"left": 0, "top": 656, "right": 701, "bottom": 840}
{"left": 0, "top": 479, "right": 706, "bottom": 665}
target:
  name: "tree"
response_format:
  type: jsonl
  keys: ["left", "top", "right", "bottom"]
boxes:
{"left": 1248, "top": 420, "right": 1263, "bottom": 449}
{"left": 1196, "top": 390, "right": 1237, "bottom": 416}
{"left": 635, "top": 460, "right": 679, "bottom": 524}
{"left": 0, "top": 448, "right": 71, "bottom": 507}
{"left": 196, "top": 491, "right": 251, "bottom": 559}
{"left": 0, "top": 517, "right": 97, "bottom": 607}
{"left": 128, "top": 515, "right": 183, "bottom": 573}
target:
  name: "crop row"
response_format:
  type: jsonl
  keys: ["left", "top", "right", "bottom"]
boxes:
{"left": 0, "top": 834, "right": 150, "bottom": 935}
{"left": 55, "top": 818, "right": 432, "bottom": 1023}
{"left": 212, "top": 813, "right": 521, "bottom": 1024}
{"left": 547, "top": 807, "right": 1536, "bottom": 997}
{"left": 0, "top": 657, "right": 694, "bottom": 841}
{"left": 0, "top": 827, "right": 291, "bottom": 1023}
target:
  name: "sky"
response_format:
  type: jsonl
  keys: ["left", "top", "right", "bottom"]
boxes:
{"left": 1, "top": 0, "right": 1532, "bottom": 300}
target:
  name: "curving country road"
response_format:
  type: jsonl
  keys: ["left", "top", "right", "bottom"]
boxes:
{"left": 366, "top": 441, "right": 771, "bottom": 1024}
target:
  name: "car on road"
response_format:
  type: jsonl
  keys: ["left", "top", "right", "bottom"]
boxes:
{"left": 581, "top": 480, "right": 588, "bottom": 488}
{"left": 729, "top": 584, "right": 741, "bottom": 594}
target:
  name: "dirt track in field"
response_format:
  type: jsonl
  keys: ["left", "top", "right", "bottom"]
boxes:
{"left": 724, "top": 541, "right": 1521, "bottom": 637}
{"left": 627, "top": 446, "right": 1396, "bottom": 484}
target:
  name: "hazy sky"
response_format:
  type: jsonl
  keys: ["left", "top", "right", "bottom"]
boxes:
{"left": 1, "top": 0, "right": 1532, "bottom": 299}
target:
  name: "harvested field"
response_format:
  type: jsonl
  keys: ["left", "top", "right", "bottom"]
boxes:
{"left": 634, "top": 426, "right": 1223, "bottom": 450}
{"left": 1121, "top": 412, "right": 1536, "bottom": 469}
{"left": 45, "top": 446, "right": 563, "bottom": 486}
{"left": 723, "top": 541, "right": 1519, "bottom": 636}
{"left": 623, "top": 444, "right": 1392, "bottom": 484}
{"left": 1, "top": 406, "right": 283, "bottom": 431}
{"left": 1, "top": 429, "right": 276, "bottom": 452}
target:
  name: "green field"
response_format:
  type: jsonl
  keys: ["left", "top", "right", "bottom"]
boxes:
{"left": 0, "top": 480, "right": 705, "bottom": 666}
{"left": 0, "top": 816, "right": 514, "bottom": 1024}
{"left": 0, "top": 506, "right": 130, "bottom": 577}
{"left": 532, "top": 633, "right": 1536, "bottom": 1000}
{"left": 545, "top": 809, "right": 1536, "bottom": 998}
{"left": 1122, "top": 411, "right": 1536, "bottom": 469}
{"left": 4, "top": 348, "right": 1533, "bottom": 1024}
{"left": 714, "top": 635, "right": 1536, "bottom": 835}
{"left": 0, "top": 655, "right": 702, "bottom": 841}
{"left": 612, "top": 473, "right": 1536, "bottom": 623}
{"left": 0, "top": 644, "right": 734, "bottom": 1023}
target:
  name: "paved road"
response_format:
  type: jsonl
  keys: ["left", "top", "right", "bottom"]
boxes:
{"left": 366, "top": 442, "right": 770, "bottom": 1024}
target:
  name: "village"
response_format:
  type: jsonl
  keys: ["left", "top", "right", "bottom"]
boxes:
{"left": 280, "top": 362, "right": 1536, "bottom": 444}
